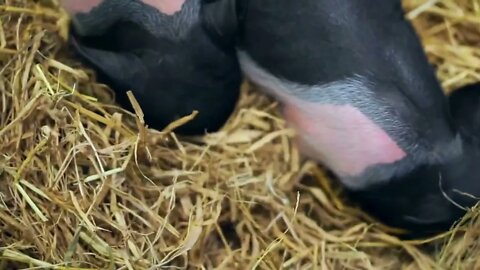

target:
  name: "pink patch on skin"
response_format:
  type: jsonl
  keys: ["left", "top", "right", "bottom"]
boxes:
{"left": 142, "top": 0, "right": 185, "bottom": 15}
{"left": 60, "top": 0, "right": 103, "bottom": 15}
{"left": 60, "top": 0, "right": 185, "bottom": 16}
{"left": 282, "top": 101, "right": 406, "bottom": 177}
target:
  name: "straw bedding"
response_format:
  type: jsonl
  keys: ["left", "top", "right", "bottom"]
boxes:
{"left": 1, "top": 0, "right": 480, "bottom": 269}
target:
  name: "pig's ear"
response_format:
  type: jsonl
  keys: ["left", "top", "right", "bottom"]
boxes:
{"left": 200, "top": 0, "right": 244, "bottom": 50}
{"left": 448, "top": 83, "right": 480, "bottom": 142}
{"left": 69, "top": 33, "right": 148, "bottom": 89}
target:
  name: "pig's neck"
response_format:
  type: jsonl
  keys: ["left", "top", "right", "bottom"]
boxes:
{"left": 237, "top": 50, "right": 463, "bottom": 190}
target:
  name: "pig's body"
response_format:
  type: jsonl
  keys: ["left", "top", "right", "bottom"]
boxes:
{"left": 61, "top": 0, "right": 241, "bottom": 135}
{"left": 202, "top": 0, "right": 480, "bottom": 234}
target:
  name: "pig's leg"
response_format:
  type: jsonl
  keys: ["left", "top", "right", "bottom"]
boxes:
{"left": 64, "top": 0, "right": 241, "bottom": 136}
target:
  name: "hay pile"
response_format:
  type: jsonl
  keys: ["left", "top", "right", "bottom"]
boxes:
{"left": 1, "top": 0, "right": 480, "bottom": 269}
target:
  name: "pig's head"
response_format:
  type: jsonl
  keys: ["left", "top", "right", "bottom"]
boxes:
{"left": 62, "top": 0, "right": 241, "bottom": 135}
{"left": 200, "top": 0, "right": 480, "bottom": 237}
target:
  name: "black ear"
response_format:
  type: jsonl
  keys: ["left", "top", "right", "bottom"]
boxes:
{"left": 448, "top": 83, "right": 480, "bottom": 144}
{"left": 200, "top": 0, "right": 243, "bottom": 50}
{"left": 68, "top": 30, "right": 148, "bottom": 90}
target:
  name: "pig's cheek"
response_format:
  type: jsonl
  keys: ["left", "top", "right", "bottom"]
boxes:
{"left": 281, "top": 102, "right": 406, "bottom": 177}
{"left": 285, "top": 120, "right": 327, "bottom": 162}
{"left": 141, "top": 0, "right": 186, "bottom": 15}
{"left": 60, "top": 0, "right": 103, "bottom": 15}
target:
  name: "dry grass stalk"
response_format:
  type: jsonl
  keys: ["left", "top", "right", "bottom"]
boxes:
{"left": 1, "top": 0, "right": 480, "bottom": 269}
